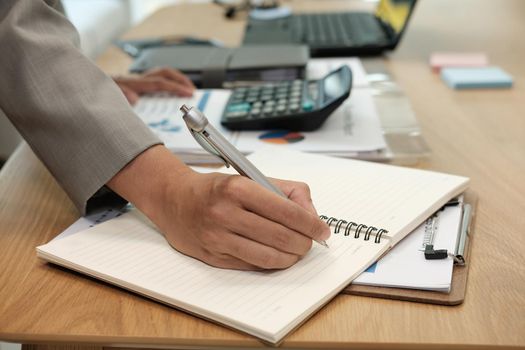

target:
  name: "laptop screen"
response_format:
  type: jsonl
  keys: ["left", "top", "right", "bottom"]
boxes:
{"left": 375, "top": 0, "right": 417, "bottom": 40}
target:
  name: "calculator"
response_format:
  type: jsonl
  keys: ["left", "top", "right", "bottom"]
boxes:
{"left": 220, "top": 65, "right": 352, "bottom": 131}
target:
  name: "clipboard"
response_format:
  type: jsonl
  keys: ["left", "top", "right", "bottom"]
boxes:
{"left": 342, "top": 191, "right": 477, "bottom": 306}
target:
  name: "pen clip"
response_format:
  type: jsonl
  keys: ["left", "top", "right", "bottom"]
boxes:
{"left": 189, "top": 128, "right": 230, "bottom": 168}
{"left": 180, "top": 104, "right": 230, "bottom": 168}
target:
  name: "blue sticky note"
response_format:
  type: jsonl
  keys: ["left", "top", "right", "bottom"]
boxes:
{"left": 441, "top": 67, "right": 513, "bottom": 89}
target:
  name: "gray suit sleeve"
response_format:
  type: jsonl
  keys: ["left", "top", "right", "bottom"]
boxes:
{"left": 0, "top": 0, "right": 162, "bottom": 215}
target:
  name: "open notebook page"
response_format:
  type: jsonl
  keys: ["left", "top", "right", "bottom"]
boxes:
{"left": 38, "top": 211, "right": 388, "bottom": 344}
{"left": 222, "top": 148, "right": 469, "bottom": 246}
{"left": 37, "top": 149, "right": 469, "bottom": 343}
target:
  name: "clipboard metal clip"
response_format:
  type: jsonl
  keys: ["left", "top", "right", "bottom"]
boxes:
{"left": 423, "top": 203, "right": 472, "bottom": 266}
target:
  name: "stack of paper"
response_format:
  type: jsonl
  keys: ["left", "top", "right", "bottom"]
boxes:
{"left": 353, "top": 201, "right": 464, "bottom": 292}
{"left": 133, "top": 58, "right": 388, "bottom": 164}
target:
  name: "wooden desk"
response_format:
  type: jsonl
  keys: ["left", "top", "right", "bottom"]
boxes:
{"left": 1, "top": 0, "right": 524, "bottom": 349}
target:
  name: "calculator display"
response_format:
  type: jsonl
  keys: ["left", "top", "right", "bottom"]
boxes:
{"left": 322, "top": 70, "right": 348, "bottom": 105}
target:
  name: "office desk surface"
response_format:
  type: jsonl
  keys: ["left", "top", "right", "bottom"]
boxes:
{"left": 1, "top": 0, "right": 524, "bottom": 349}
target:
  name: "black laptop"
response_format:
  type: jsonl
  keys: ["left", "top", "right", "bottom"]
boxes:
{"left": 242, "top": 0, "right": 417, "bottom": 57}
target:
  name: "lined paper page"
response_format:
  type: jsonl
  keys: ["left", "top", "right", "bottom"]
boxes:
{"left": 38, "top": 210, "right": 388, "bottom": 343}
{"left": 237, "top": 149, "right": 469, "bottom": 245}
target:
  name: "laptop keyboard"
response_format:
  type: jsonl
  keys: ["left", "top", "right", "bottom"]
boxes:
{"left": 292, "top": 13, "right": 387, "bottom": 47}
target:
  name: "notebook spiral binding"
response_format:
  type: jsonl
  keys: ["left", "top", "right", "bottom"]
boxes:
{"left": 319, "top": 215, "right": 388, "bottom": 244}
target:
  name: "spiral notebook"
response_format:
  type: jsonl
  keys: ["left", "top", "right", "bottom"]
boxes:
{"left": 36, "top": 149, "right": 469, "bottom": 344}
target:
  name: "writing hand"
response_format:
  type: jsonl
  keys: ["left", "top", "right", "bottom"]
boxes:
{"left": 107, "top": 146, "right": 330, "bottom": 270}
{"left": 158, "top": 172, "right": 330, "bottom": 270}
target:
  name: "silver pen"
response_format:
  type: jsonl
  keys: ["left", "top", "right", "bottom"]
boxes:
{"left": 180, "top": 104, "right": 328, "bottom": 248}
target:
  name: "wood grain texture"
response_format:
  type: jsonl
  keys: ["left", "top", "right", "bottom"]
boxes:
{"left": 1, "top": 0, "right": 524, "bottom": 349}
{"left": 22, "top": 345, "right": 101, "bottom": 350}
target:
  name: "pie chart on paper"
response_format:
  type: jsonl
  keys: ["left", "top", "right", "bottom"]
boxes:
{"left": 258, "top": 130, "right": 305, "bottom": 144}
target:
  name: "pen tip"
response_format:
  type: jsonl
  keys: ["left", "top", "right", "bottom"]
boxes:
{"left": 319, "top": 240, "right": 329, "bottom": 248}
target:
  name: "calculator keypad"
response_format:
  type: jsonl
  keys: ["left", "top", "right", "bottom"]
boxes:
{"left": 223, "top": 80, "right": 317, "bottom": 121}
{"left": 220, "top": 66, "right": 352, "bottom": 131}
